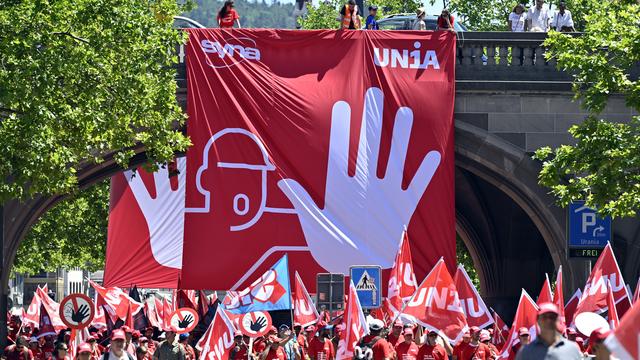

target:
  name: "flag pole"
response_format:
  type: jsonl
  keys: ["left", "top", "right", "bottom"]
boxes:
{"left": 287, "top": 254, "right": 295, "bottom": 328}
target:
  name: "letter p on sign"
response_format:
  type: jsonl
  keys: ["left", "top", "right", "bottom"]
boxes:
{"left": 582, "top": 213, "right": 596, "bottom": 233}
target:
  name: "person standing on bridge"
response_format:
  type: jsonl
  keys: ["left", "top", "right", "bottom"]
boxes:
{"left": 217, "top": 0, "right": 241, "bottom": 29}
{"left": 339, "top": 0, "right": 361, "bottom": 30}
{"left": 527, "top": 0, "right": 551, "bottom": 32}
{"left": 508, "top": 4, "right": 528, "bottom": 32}
{"left": 551, "top": 1, "right": 575, "bottom": 32}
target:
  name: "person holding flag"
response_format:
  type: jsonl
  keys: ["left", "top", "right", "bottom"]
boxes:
{"left": 307, "top": 326, "right": 334, "bottom": 360}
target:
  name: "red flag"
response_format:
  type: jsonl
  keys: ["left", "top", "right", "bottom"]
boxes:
{"left": 491, "top": 310, "right": 509, "bottom": 348}
{"left": 180, "top": 29, "right": 456, "bottom": 292}
{"left": 453, "top": 265, "right": 493, "bottom": 329}
{"left": 196, "top": 307, "right": 236, "bottom": 360}
{"left": 607, "top": 281, "right": 620, "bottom": 330}
{"left": 162, "top": 297, "right": 172, "bottom": 330}
{"left": 198, "top": 290, "right": 210, "bottom": 318}
{"left": 125, "top": 302, "right": 134, "bottom": 328}
{"left": 89, "top": 280, "right": 143, "bottom": 319}
{"left": 154, "top": 297, "right": 165, "bottom": 329}
{"left": 633, "top": 278, "right": 640, "bottom": 305}
{"left": 370, "top": 304, "right": 389, "bottom": 327}
{"left": 177, "top": 290, "right": 197, "bottom": 310}
{"left": 293, "top": 271, "right": 320, "bottom": 327}
{"left": 604, "top": 298, "right": 640, "bottom": 360}
{"left": 537, "top": 274, "right": 553, "bottom": 305}
{"left": 387, "top": 230, "right": 418, "bottom": 316}
{"left": 564, "top": 289, "right": 582, "bottom": 325}
{"left": 402, "top": 258, "right": 467, "bottom": 343}
{"left": 209, "top": 292, "right": 219, "bottom": 305}
{"left": 574, "top": 243, "right": 632, "bottom": 320}
{"left": 553, "top": 266, "right": 565, "bottom": 327}
{"left": 337, "top": 281, "right": 368, "bottom": 360}
{"left": 23, "top": 290, "right": 42, "bottom": 327}
{"left": 498, "top": 290, "right": 539, "bottom": 360}
{"left": 92, "top": 305, "right": 107, "bottom": 329}
{"left": 36, "top": 287, "right": 65, "bottom": 332}
{"left": 68, "top": 328, "right": 89, "bottom": 359}
{"left": 145, "top": 301, "right": 160, "bottom": 328}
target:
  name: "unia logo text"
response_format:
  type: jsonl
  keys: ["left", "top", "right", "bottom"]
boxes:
{"left": 374, "top": 41, "right": 440, "bottom": 69}
{"left": 201, "top": 38, "right": 261, "bottom": 68}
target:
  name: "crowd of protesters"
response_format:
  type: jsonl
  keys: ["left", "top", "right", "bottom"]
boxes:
{"left": 0, "top": 301, "right": 619, "bottom": 360}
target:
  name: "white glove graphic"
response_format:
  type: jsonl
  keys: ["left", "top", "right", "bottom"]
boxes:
{"left": 278, "top": 88, "right": 441, "bottom": 274}
{"left": 124, "top": 157, "right": 186, "bottom": 269}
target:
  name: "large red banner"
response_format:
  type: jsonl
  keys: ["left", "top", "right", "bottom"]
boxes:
{"left": 182, "top": 29, "right": 456, "bottom": 290}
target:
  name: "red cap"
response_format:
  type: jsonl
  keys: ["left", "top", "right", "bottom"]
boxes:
{"left": 403, "top": 328, "right": 414, "bottom": 336}
{"left": 589, "top": 327, "right": 610, "bottom": 343}
{"left": 393, "top": 320, "right": 403, "bottom": 328}
{"left": 462, "top": 332, "right": 471, "bottom": 339}
{"left": 470, "top": 326, "right": 480, "bottom": 334}
{"left": 140, "top": 337, "right": 148, "bottom": 343}
{"left": 305, "top": 326, "right": 316, "bottom": 333}
{"left": 112, "top": 329, "right": 126, "bottom": 341}
{"left": 293, "top": 322, "right": 301, "bottom": 328}
{"left": 518, "top": 327, "right": 530, "bottom": 336}
{"left": 132, "top": 331, "right": 141, "bottom": 339}
{"left": 234, "top": 331, "right": 243, "bottom": 338}
{"left": 269, "top": 326, "right": 277, "bottom": 334}
{"left": 120, "top": 326, "right": 132, "bottom": 334}
{"left": 268, "top": 335, "right": 282, "bottom": 343}
{"left": 78, "top": 343, "right": 92, "bottom": 354}
{"left": 537, "top": 302, "right": 559, "bottom": 316}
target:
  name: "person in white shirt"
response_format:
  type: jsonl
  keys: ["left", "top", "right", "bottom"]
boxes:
{"left": 552, "top": 1, "right": 575, "bottom": 32}
{"left": 508, "top": 3, "right": 528, "bottom": 32}
{"left": 527, "top": 0, "right": 551, "bottom": 32}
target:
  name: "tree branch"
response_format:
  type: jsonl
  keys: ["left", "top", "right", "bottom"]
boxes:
{"left": 52, "top": 32, "right": 90, "bottom": 44}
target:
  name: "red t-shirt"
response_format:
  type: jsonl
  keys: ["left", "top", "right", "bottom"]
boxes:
{"left": 453, "top": 342, "right": 468, "bottom": 359}
{"left": 459, "top": 343, "right": 490, "bottom": 360}
{"left": 437, "top": 15, "right": 454, "bottom": 29}
{"left": 417, "top": 344, "right": 447, "bottom": 360}
{"left": 395, "top": 342, "right": 419, "bottom": 360}
{"left": 307, "top": 338, "right": 334, "bottom": 360}
{"left": 387, "top": 334, "right": 405, "bottom": 348}
{"left": 4, "top": 346, "right": 34, "bottom": 360}
{"left": 264, "top": 347, "right": 286, "bottom": 360}
{"left": 31, "top": 348, "right": 44, "bottom": 360}
{"left": 217, "top": 9, "right": 239, "bottom": 28}
{"left": 360, "top": 335, "right": 392, "bottom": 360}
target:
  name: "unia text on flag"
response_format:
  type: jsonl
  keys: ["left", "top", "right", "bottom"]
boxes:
{"left": 536, "top": 273, "right": 553, "bottom": 305}
{"left": 573, "top": 243, "right": 632, "bottom": 321}
{"left": 453, "top": 265, "right": 494, "bottom": 329}
{"left": 337, "top": 280, "right": 369, "bottom": 360}
{"left": 553, "top": 266, "right": 565, "bottom": 327}
{"left": 197, "top": 307, "right": 236, "bottom": 360}
{"left": 222, "top": 255, "right": 291, "bottom": 315}
{"left": 498, "top": 290, "right": 538, "bottom": 360}
{"left": 402, "top": 258, "right": 467, "bottom": 343}
{"left": 23, "top": 289, "right": 42, "bottom": 328}
{"left": 606, "top": 281, "right": 620, "bottom": 330}
{"left": 293, "top": 271, "right": 320, "bottom": 327}
{"left": 387, "top": 230, "right": 418, "bottom": 318}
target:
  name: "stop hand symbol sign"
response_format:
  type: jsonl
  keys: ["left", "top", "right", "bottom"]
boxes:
{"left": 59, "top": 294, "right": 95, "bottom": 329}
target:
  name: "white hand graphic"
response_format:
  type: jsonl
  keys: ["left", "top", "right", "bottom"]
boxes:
{"left": 124, "top": 157, "right": 186, "bottom": 269}
{"left": 278, "top": 88, "right": 441, "bottom": 274}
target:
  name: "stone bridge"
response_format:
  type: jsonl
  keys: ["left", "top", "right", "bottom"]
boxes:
{"left": 2, "top": 32, "right": 639, "bottom": 320}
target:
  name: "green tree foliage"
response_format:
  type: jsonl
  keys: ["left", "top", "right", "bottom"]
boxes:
{"left": 534, "top": 0, "right": 640, "bottom": 217}
{"left": 457, "top": 235, "right": 480, "bottom": 290}
{"left": 447, "top": 0, "right": 513, "bottom": 31}
{"left": 0, "top": 0, "right": 191, "bottom": 201}
{"left": 15, "top": 181, "right": 109, "bottom": 275}
{"left": 184, "top": 0, "right": 296, "bottom": 28}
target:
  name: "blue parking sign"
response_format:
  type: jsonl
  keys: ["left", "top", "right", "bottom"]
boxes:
{"left": 568, "top": 201, "right": 611, "bottom": 257}
{"left": 349, "top": 266, "right": 382, "bottom": 309}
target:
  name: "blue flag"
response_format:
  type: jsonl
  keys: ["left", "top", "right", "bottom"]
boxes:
{"left": 222, "top": 255, "right": 292, "bottom": 314}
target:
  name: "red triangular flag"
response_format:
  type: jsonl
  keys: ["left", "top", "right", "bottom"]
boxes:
{"left": 491, "top": 309, "right": 509, "bottom": 348}
{"left": 537, "top": 273, "right": 553, "bottom": 305}
{"left": 125, "top": 301, "right": 134, "bottom": 328}
{"left": 196, "top": 307, "right": 236, "bottom": 360}
{"left": 387, "top": 229, "right": 418, "bottom": 317}
{"left": 553, "top": 266, "right": 566, "bottom": 327}
{"left": 498, "top": 290, "right": 539, "bottom": 360}
{"left": 402, "top": 258, "right": 467, "bottom": 343}
{"left": 453, "top": 265, "right": 493, "bottom": 329}
{"left": 607, "top": 281, "right": 620, "bottom": 330}
{"left": 337, "top": 281, "right": 369, "bottom": 359}
{"left": 293, "top": 271, "right": 320, "bottom": 327}
{"left": 564, "top": 289, "right": 582, "bottom": 325}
